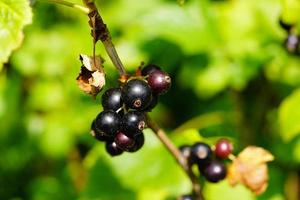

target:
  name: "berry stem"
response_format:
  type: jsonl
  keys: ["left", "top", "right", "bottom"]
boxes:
{"left": 81, "top": 1, "right": 203, "bottom": 198}
{"left": 82, "top": 0, "right": 127, "bottom": 76}
{"left": 39, "top": 0, "right": 90, "bottom": 14}
{"left": 146, "top": 114, "right": 204, "bottom": 200}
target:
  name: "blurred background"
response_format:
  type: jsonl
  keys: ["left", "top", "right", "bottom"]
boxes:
{"left": 1, "top": 0, "right": 300, "bottom": 199}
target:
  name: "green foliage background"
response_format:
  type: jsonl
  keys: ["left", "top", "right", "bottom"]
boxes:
{"left": 1, "top": 0, "right": 300, "bottom": 199}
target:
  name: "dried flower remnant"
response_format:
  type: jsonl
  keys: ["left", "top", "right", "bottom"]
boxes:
{"left": 76, "top": 54, "right": 105, "bottom": 97}
{"left": 227, "top": 146, "right": 274, "bottom": 195}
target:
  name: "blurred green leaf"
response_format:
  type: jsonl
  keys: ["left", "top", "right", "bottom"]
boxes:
{"left": 203, "top": 181, "right": 255, "bottom": 200}
{"left": 279, "top": 89, "right": 300, "bottom": 141}
{"left": 0, "top": 0, "right": 32, "bottom": 68}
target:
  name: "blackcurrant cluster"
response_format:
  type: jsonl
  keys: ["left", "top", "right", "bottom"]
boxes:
{"left": 279, "top": 19, "right": 300, "bottom": 54}
{"left": 90, "top": 64, "right": 171, "bottom": 156}
{"left": 177, "top": 139, "right": 233, "bottom": 199}
{"left": 180, "top": 138, "right": 233, "bottom": 182}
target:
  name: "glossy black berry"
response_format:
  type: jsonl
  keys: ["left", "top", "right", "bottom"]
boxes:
{"left": 179, "top": 145, "right": 193, "bottom": 165}
{"left": 127, "top": 132, "right": 145, "bottom": 152}
{"left": 279, "top": 19, "right": 293, "bottom": 32}
{"left": 141, "top": 64, "right": 161, "bottom": 76}
{"left": 105, "top": 141, "right": 123, "bottom": 156}
{"left": 285, "top": 34, "right": 299, "bottom": 54}
{"left": 115, "top": 131, "right": 135, "bottom": 151}
{"left": 177, "top": 194, "right": 195, "bottom": 200}
{"left": 94, "top": 110, "right": 120, "bottom": 136}
{"left": 141, "top": 93, "right": 158, "bottom": 112}
{"left": 191, "top": 142, "right": 212, "bottom": 164}
{"left": 122, "top": 111, "right": 146, "bottom": 136}
{"left": 122, "top": 79, "right": 152, "bottom": 110}
{"left": 214, "top": 138, "right": 233, "bottom": 158}
{"left": 91, "top": 120, "right": 113, "bottom": 142}
{"left": 147, "top": 70, "right": 171, "bottom": 95}
{"left": 202, "top": 160, "right": 227, "bottom": 183}
{"left": 101, "top": 88, "right": 122, "bottom": 111}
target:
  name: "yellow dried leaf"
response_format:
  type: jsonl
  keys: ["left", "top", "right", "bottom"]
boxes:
{"left": 76, "top": 54, "right": 105, "bottom": 97}
{"left": 227, "top": 146, "right": 274, "bottom": 195}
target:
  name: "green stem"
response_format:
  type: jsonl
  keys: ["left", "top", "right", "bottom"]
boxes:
{"left": 38, "top": 0, "right": 90, "bottom": 14}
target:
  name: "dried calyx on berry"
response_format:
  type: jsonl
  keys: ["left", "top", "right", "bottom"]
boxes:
{"left": 122, "top": 78, "right": 152, "bottom": 110}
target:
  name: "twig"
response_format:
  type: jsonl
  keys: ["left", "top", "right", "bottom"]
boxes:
{"left": 146, "top": 114, "right": 204, "bottom": 200}
{"left": 82, "top": 0, "right": 127, "bottom": 76}
{"left": 49, "top": 0, "right": 204, "bottom": 198}
{"left": 39, "top": 0, "right": 90, "bottom": 14}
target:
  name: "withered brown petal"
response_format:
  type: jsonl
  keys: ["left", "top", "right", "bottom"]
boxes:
{"left": 227, "top": 146, "right": 274, "bottom": 195}
{"left": 77, "top": 54, "right": 105, "bottom": 97}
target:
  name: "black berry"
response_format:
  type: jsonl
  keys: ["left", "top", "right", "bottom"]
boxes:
{"left": 214, "top": 138, "right": 233, "bottom": 158}
{"left": 127, "top": 132, "right": 145, "bottom": 152}
{"left": 141, "top": 64, "right": 161, "bottom": 76}
{"left": 191, "top": 142, "right": 212, "bottom": 165}
{"left": 91, "top": 120, "right": 113, "bottom": 141}
{"left": 122, "top": 79, "right": 152, "bottom": 110}
{"left": 105, "top": 141, "right": 123, "bottom": 156}
{"left": 147, "top": 70, "right": 171, "bottom": 95}
{"left": 94, "top": 110, "right": 120, "bottom": 136}
{"left": 179, "top": 145, "right": 193, "bottom": 165}
{"left": 115, "top": 131, "right": 135, "bottom": 151}
{"left": 202, "top": 160, "right": 227, "bottom": 183}
{"left": 122, "top": 111, "right": 146, "bottom": 136}
{"left": 102, "top": 88, "right": 122, "bottom": 111}
{"left": 142, "top": 93, "right": 158, "bottom": 111}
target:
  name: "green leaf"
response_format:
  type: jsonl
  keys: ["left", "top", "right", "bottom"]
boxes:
{"left": 279, "top": 89, "right": 300, "bottom": 141}
{"left": 204, "top": 181, "right": 255, "bottom": 200}
{"left": 0, "top": 0, "right": 32, "bottom": 68}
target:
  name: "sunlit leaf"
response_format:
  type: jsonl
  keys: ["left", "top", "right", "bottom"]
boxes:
{"left": 279, "top": 89, "right": 300, "bottom": 141}
{"left": 0, "top": 0, "right": 32, "bottom": 69}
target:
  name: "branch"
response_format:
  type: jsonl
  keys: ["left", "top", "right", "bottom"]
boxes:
{"left": 146, "top": 114, "right": 204, "bottom": 200}
{"left": 82, "top": 0, "right": 127, "bottom": 76}
{"left": 80, "top": 1, "right": 204, "bottom": 199}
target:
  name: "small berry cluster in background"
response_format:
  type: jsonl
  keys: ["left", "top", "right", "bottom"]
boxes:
{"left": 90, "top": 64, "right": 171, "bottom": 156}
{"left": 177, "top": 138, "right": 233, "bottom": 200}
{"left": 279, "top": 19, "right": 300, "bottom": 54}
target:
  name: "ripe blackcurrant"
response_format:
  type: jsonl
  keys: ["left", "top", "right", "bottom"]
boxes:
{"left": 147, "top": 70, "right": 171, "bottom": 95}
{"left": 141, "top": 64, "right": 161, "bottom": 76}
{"left": 191, "top": 142, "right": 212, "bottom": 164}
{"left": 105, "top": 141, "right": 123, "bottom": 156}
{"left": 102, "top": 88, "right": 122, "bottom": 111}
{"left": 179, "top": 145, "right": 193, "bottom": 165}
{"left": 202, "top": 160, "right": 227, "bottom": 183}
{"left": 115, "top": 131, "right": 135, "bottom": 151}
{"left": 122, "top": 79, "right": 152, "bottom": 110}
{"left": 214, "top": 138, "right": 233, "bottom": 158}
{"left": 122, "top": 111, "right": 146, "bottom": 136}
{"left": 127, "top": 132, "right": 145, "bottom": 152}
{"left": 177, "top": 195, "right": 195, "bottom": 200}
{"left": 91, "top": 120, "right": 113, "bottom": 141}
{"left": 141, "top": 93, "right": 158, "bottom": 112}
{"left": 94, "top": 110, "right": 120, "bottom": 136}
